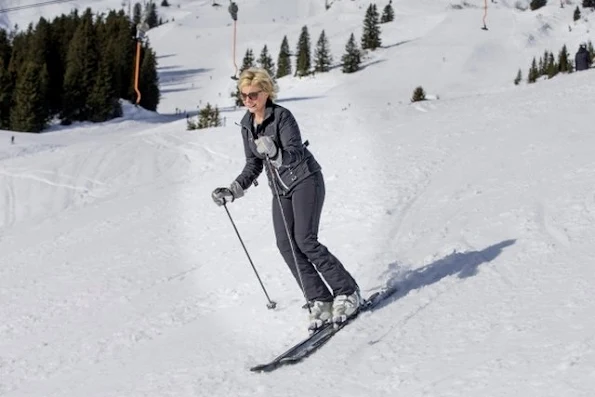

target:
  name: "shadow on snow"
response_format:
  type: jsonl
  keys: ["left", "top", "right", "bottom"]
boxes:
{"left": 370, "top": 239, "right": 517, "bottom": 312}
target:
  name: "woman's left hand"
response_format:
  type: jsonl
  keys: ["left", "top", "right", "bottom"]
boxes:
{"left": 255, "top": 136, "right": 278, "bottom": 158}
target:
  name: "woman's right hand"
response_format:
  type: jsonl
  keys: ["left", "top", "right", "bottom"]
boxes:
{"left": 211, "top": 187, "right": 235, "bottom": 206}
{"left": 211, "top": 181, "right": 244, "bottom": 206}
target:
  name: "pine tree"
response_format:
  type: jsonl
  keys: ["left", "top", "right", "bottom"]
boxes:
{"left": 0, "top": 29, "right": 16, "bottom": 129}
{"left": 546, "top": 52, "right": 557, "bottom": 78}
{"left": 258, "top": 45, "right": 275, "bottom": 78}
{"left": 49, "top": 11, "right": 80, "bottom": 112}
{"left": 380, "top": 0, "right": 395, "bottom": 23}
{"left": 0, "top": 63, "right": 11, "bottom": 129}
{"left": 232, "top": 89, "right": 242, "bottom": 107}
{"left": 138, "top": 44, "right": 160, "bottom": 111}
{"left": 530, "top": 0, "right": 547, "bottom": 10}
{"left": 88, "top": 60, "right": 121, "bottom": 122}
{"left": 213, "top": 106, "right": 220, "bottom": 127}
{"left": 103, "top": 10, "right": 136, "bottom": 101}
{"left": 232, "top": 49, "right": 256, "bottom": 106}
{"left": 583, "top": 0, "right": 595, "bottom": 7}
{"left": 558, "top": 44, "right": 570, "bottom": 73}
{"left": 295, "top": 25, "right": 311, "bottom": 77}
{"left": 146, "top": 2, "right": 159, "bottom": 28}
{"left": 361, "top": 3, "right": 382, "bottom": 51}
{"left": 7, "top": 31, "right": 29, "bottom": 88}
{"left": 0, "top": 29, "right": 10, "bottom": 67}
{"left": 198, "top": 104, "right": 211, "bottom": 129}
{"left": 411, "top": 86, "right": 426, "bottom": 102}
{"left": 574, "top": 6, "right": 581, "bottom": 21}
{"left": 187, "top": 117, "right": 197, "bottom": 130}
{"left": 540, "top": 50, "right": 550, "bottom": 76}
{"left": 241, "top": 48, "right": 255, "bottom": 72}
{"left": 276, "top": 35, "right": 292, "bottom": 78}
{"left": 342, "top": 33, "right": 361, "bottom": 73}
{"left": 514, "top": 69, "right": 522, "bottom": 85}
{"left": 588, "top": 41, "right": 595, "bottom": 63}
{"left": 133, "top": 2, "right": 143, "bottom": 25}
{"left": 62, "top": 9, "right": 99, "bottom": 122}
{"left": 29, "top": 18, "right": 55, "bottom": 115}
{"left": 527, "top": 57, "right": 539, "bottom": 83}
{"left": 10, "top": 61, "right": 49, "bottom": 132}
{"left": 198, "top": 103, "right": 221, "bottom": 128}
{"left": 314, "top": 30, "right": 332, "bottom": 73}
{"left": 161, "top": 0, "right": 170, "bottom": 6}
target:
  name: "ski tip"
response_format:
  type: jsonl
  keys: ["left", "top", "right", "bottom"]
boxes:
{"left": 250, "top": 363, "right": 276, "bottom": 373}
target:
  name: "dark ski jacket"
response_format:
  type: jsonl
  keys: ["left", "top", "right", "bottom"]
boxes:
{"left": 235, "top": 100, "right": 321, "bottom": 196}
{"left": 575, "top": 47, "right": 591, "bottom": 71}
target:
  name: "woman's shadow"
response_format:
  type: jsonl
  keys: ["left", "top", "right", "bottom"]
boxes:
{"left": 370, "top": 239, "right": 516, "bottom": 311}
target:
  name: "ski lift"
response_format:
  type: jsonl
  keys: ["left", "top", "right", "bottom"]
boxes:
{"left": 133, "top": 0, "right": 152, "bottom": 41}
{"left": 229, "top": 1, "right": 239, "bottom": 80}
{"left": 134, "top": 17, "right": 150, "bottom": 105}
{"left": 481, "top": 0, "right": 488, "bottom": 30}
{"left": 228, "top": 0, "right": 238, "bottom": 20}
{"left": 136, "top": 21, "right": 150, "bottom": 40}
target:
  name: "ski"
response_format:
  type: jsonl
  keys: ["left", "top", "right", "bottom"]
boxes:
{"left": 249, "top": 286, "right": 398, "bottom": 373}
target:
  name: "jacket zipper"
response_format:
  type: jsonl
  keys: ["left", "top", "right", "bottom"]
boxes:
{"left": 238, "top": 122, "right": 290, "bottom": 192}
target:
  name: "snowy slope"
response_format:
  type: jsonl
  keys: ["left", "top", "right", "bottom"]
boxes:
{"left": 1, "top": 1, "right": 595, "bottom": 396}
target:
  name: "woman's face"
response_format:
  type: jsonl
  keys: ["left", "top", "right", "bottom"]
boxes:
{"left": 240, "top": 83, "right": 268, "bottom": 114}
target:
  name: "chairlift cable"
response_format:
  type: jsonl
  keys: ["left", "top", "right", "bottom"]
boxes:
{"left": 0, "top": 0, "right": 74, "bottom": 14}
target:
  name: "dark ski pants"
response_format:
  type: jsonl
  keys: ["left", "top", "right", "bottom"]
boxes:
{"left": 272, "top": 171, "right": 359, "bottom": 302}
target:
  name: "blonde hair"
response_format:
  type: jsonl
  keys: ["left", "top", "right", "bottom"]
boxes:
{"left": 238, "top": 67, "right": 278, "bottom": 101}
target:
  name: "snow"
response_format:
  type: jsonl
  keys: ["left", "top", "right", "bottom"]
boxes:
{"left": 1, "top": 0, "right": 595, "bottom": 395}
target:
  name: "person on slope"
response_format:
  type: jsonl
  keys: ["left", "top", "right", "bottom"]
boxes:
{"left": 211, "top": 67, "right": 361, "bottom": 331}
{"left": 575, "top": 43, "right": 591, "bottom": 71}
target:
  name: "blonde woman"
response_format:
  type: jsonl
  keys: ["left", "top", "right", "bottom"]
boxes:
{"left": 211, "top": 67, "right": 361, "bottom": 331}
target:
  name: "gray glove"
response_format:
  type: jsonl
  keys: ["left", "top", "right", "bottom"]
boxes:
{"left": 255, "top": 136, "right": 278, "bottom": 157}
{"left": 255, "top": 136, "right": 283, "bottom": 167}
{"left": 211, "top": 180, "right": 244, "bottom": 206}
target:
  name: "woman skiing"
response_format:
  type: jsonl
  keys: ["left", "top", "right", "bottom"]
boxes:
{"left": 211, "top": 67, "right": 361, "bottom": 331}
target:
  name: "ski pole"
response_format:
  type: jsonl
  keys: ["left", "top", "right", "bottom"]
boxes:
{"left": 222, "top": 202, "right": 277, "bottom": 310}
{"left": 264, "top": 156, "right": 311, "bottom": 313}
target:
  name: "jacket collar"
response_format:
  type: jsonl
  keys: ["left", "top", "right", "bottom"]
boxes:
{"left": 240, "top": 99, "right": 275, "bottom": 128}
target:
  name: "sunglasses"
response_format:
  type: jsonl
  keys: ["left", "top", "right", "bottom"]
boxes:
{"left": 240, "top": 90, "right": 262, "bottom": 101}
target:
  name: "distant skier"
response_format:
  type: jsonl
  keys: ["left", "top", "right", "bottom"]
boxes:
{"left": 11, "top": 135, "right": 14, "bottom": 144}
{"left": 575, "top": 44, "right": 591, "bottom": 71}
{"left": 211, "top": 67, "right": 361, "bottom": 331}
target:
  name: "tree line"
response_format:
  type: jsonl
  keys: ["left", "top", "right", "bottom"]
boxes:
{"left": 227, "top": 1, "right": 394, "bottom": 107}
{"left": 514, "top": 41, "right": 594, "bottom": 85}
{"left": 0, "top": 7, "right": 161, "bottom": 133}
